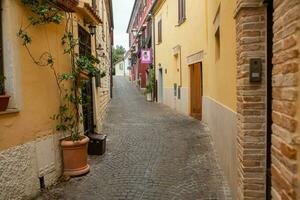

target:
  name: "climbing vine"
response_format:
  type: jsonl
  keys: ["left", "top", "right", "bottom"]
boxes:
{"left": 18, "top": 0, "right": 101, "bottom": 140}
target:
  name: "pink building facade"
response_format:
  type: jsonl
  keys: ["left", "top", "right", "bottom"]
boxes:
{"left": 127, "top": 0, "right": 154, "bottom": 89}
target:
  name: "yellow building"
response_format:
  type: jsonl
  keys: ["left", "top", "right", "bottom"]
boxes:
{"left": 0, "top": 0, "right": 113, "bottom": 199}
{"left": 153, "top": 0, "right": 237, "bottom": 197}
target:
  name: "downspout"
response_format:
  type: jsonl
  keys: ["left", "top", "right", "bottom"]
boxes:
{"left": 110, "top": 30, "right": 113, "bottom": 99}
{"left": 265, "top": 0, "right": 273, "bottom": 198}
{"left": 152, "top": 13, "right": 157, "bottom": 102}
{"left": 179, "top": 47, "right": 182, "bottom": 87}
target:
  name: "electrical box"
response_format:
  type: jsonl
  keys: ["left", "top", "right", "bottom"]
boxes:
{"left": 174, "top": 83, "right": 177, "bottom": 96}
{"left": 249, "top": 58, "right": 262, "bottom": 82}
{"left": 178, "top": 86, "right": 181, "bottom": 99}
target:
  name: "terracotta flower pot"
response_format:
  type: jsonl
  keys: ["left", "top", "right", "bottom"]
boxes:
{"left": 79, "top": 71, "right": 89, "bottom": 80}
{"left": 0, "top": 95, "right": 10, "bottom": 112}
{"left": 61, "top": 136, "right": 90, "bottom": 176}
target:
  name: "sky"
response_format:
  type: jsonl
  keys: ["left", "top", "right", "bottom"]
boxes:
{"left": 112, "top": 0, "right": 135, "bottom": 50}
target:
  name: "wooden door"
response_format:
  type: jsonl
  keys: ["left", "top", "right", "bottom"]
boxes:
{"left": 190, "top": 63, "right": 202, "bottom": 120}
{"left": 82, "top": 79, "right": 95, "bottom": 135}
{"left": 78, "top": 25, "right": 94, "bottom": 135}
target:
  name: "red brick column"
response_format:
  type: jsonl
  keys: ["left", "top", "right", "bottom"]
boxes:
{"left": 271, "top": 0, "right": 300, "bottom": 199}
{"left": 234, "top": 1, "right": 267, "bottom": 199}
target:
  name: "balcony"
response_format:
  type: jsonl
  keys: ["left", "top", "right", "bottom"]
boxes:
{"left": 56, "top": 0, "right": 79, "bottom": 12}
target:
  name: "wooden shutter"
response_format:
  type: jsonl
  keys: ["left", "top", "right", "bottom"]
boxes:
{"left": 158, "top": 20, "right": 162, "bottom": 43}
{"left": 178, "top": 0, "right": 186, "bottom": 24}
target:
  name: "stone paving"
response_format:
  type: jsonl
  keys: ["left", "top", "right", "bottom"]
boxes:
{"left": 36, "top": 76, "right": 231, "bottom": 200}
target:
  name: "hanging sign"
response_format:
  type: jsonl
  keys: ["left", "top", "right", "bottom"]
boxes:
{"left": 141, "top": 49, "right": 152, "bottom": 64}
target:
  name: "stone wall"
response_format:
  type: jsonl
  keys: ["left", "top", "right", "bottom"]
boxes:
{"left": 0, "top": 133, "right": 63, "bottom": 199}
{"left": 234, "top": 0, "right": 267, "bottom": 198}
{"left": 271, "top": 0, "right": 300, "bottom": 199}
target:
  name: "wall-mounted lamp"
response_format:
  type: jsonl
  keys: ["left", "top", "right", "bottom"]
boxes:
{"left": 96, "top": 44, "right": 104, "bottom": 52}
{"left": 89, "top": 24, "right": 97, "bottom": 35}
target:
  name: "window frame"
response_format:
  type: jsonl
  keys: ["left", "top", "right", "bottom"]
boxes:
{"left": 78, "top": 25, "right": 92, "bottom": 56}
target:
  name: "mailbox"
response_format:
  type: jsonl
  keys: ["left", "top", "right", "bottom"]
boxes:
{"left": 249, "top": 58, "right": 262, "bottom": 82}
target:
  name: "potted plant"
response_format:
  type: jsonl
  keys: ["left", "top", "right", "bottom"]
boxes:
{"left": 144, "top": 68, "right": 155, "bottom": 102}
{"left": 0, "top": 75, "right": 10, "bottom": 112}
{"left": 145, "top": 84, "right": 153, "bottom": 101}
{"left": 18, "top": 1, "right": 101, "bottom": 177}
{"left": 53, "top": 54, "right": 100, "bottom": 177}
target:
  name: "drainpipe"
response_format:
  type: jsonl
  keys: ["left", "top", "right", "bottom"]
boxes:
{"left": 110, "top": 32, "right": 113, "bottom": 99}
{"left": 265, "top": 0, "right": 273, "bottom": 198}
{"left": 179, "top": 47, "right": 182, "bottom": 87}
{"left": 152, "top": 13, "right": 157, "bottom": 102}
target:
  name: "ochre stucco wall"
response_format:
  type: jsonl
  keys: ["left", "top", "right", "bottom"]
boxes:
{"left": 205, "top": 0, "right": 237, "bottom": 112}
{"left": 0, "top": 1, "right": 97, "bottom": 150}
{"left": 0, "top": 0, "right": 70, "bottom": 150}
{"left": 154, "top": 0, "right": 237, "bottom": 112}
{"left": 154, "top": 0, "right": 207, "bottom": 89}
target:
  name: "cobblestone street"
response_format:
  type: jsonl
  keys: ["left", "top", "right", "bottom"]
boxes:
{"left": 37, "top": 76, "right": 231, "bottom": 200}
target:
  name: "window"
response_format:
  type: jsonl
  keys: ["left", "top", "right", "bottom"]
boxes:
{"left": 178, "top": 0, "right": 186, "bottom": 24}
{"left": 119, "top": 64, "right": 123, "bottom": 70}
{"left": 78, "top": 25, "right": 91, "bottom": 56}
{"left": 214, "top": 6, "right": 220, "bottom": 61}
{"left": 215, "top": 27, "right": 220, "bottom": 60}
{"left": 92, "top": 0, "right": 97, "bottom": 10}
{"left": 157, "top": 19, "right": 162, "bottom": 43}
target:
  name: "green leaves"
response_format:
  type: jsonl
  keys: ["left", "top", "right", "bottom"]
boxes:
{"left": 22, "top": 0, "right": 63, "bottom": 26}
{"left": 19, "top": 0, "right": 104, "bottom": 140}
{"left": 62, "top": 32, "right": 78, "bottom": 54}
{"left": 17, "top": 29, "right": 32, "bottom": 45}
{"left": 76, "top": 55, "right": 101, "bottom": 77}
{"left": 145, "top": 68, "right": 155, "bottom": 94}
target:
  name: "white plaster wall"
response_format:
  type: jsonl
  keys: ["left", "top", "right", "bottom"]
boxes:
{"left": 124, "top": 57, "right": 131, "bottom": 76}
{"left": 163, "top": 87, "right": 189, "bottom": 115}
{"left": 114, "top": 61, "right": 125, "bottom": 76}
{"left": 202, "top": 96, "right": 238, "bottom": 199}
{"left": 0, "top": 133, "right": 63, "bottom": 200}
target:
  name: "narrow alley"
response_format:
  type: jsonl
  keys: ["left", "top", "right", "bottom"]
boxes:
{"left": 37, "top": 76, "right": 231, "bottom": 200}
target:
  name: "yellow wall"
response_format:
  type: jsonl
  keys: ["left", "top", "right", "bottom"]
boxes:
{"left": 154, "top": 0, "right": 237, "bottom": 112}
{"left": 205, "top": 0, "right": 237, "bottom": 111}
{"left": 154, "top": 0, "right": 207, "bottom": 89}
{"left": 0, "top": 1, "right": 97, "bottom": 150}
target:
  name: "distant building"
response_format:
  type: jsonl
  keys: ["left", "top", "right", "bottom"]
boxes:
{"left": 114, "top": 59, "right": 126, "bottom": 76}
{"left": 124, "top": 51, "right": 131, "bottom": 77}
{"left": 127, "top": 0, "right": 154, "bottom": 89}
{"left": 113, "top": 51, "right": 131, "bottom": 78}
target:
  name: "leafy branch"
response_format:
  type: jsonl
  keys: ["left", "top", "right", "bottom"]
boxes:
{"left": 18, "top": 0, "right": 101, "bottom": 140}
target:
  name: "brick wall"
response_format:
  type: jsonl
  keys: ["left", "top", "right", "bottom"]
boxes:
{"left": 271, "top": 0, "right": 300, "bottom": 199}
{"left": 234, "top": 0, "right": 267, "bottom": 199}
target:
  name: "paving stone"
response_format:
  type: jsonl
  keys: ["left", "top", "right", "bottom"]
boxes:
{"left": 36, "top": 76, "right": 231, "bottom": 200}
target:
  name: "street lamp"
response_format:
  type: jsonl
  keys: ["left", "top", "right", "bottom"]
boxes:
{"left": 89, "top": 25, "right": 97, "bottom": 35}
